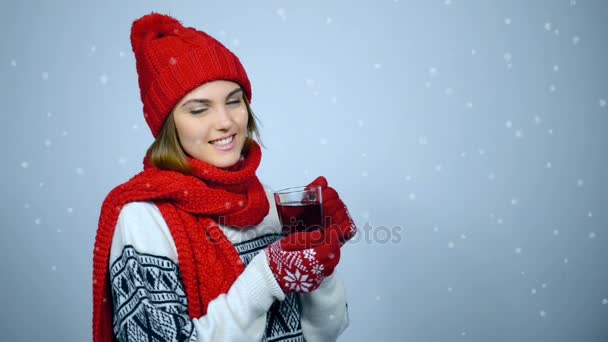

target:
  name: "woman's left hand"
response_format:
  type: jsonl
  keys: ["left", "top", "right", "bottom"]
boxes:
{"left": 305, "top": 176, "right": 357, "bottom": 246}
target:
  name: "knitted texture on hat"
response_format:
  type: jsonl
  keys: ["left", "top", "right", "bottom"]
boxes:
{"left": 92, "top": 141, "right": 269, "bottom": 342}
{"left": 130, "top": 11, "right": 252, "bottom": 138}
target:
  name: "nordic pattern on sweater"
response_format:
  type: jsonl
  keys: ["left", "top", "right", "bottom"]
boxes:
{"left": 110, "top": 245, "right": 196, "bottom": 342}
{"left": 109, "top": 232, "right": 305, "bottom": 341}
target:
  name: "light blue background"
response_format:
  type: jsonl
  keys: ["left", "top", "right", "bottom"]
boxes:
{"left": 1, "top": 0, "right": 607, "bottom": 341}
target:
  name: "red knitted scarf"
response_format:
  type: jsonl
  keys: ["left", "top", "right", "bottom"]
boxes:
{"left": 92, "top": 141, "right": 269, "bottom": 342}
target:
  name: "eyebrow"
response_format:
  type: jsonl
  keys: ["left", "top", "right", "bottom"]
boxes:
{"left": 181, "top": 88, "right": 243, "bottom": 108}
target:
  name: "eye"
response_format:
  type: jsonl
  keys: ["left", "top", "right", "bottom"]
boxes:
{"left": 227, "top": 99, "right": 241, "bottom": 106}
{"left": 190, "top": 108, "right": 207, "bottom": 115}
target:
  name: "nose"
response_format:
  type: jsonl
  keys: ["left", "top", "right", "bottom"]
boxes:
{"left": 214, "top": 105, "right": 233, "bottom": 131}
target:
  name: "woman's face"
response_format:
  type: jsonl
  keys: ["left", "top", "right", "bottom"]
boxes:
{"left": 172, "top": 80, "right": 249, "bottom": 169}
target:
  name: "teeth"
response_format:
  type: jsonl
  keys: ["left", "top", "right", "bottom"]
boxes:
{"left": 211, "top": 135, "right": 234, "bottom": 145}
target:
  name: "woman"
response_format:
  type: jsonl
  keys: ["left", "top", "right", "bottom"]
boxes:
{"left": 92, "top": 12, "right": 357, "bottom": 342}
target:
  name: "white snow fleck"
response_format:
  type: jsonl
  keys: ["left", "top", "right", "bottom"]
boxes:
{"left": 91, "top": 45, "right": 96, "bottom": 53}
{"left": 409, "top": 193, "right": 416, "bottom": 200}
{"left": 553, "top": 230, "right": 559, "bottom": 235}
{"left": 504, "top": 18, "right": 511, "bottom": 25}
{"left": 544, "top": 22, "right": 552, "bottom": 31}
{"left": 276, "top": 8, "right": 287, "bottom": 21}
{"left": 419, "top": 137, "right": 428, "bottom": 145}
{"left": 448, "top": 241, "right": 455, "bottom": 248}
{"left": 505, "top": 120, "right": 513, "bottom": 128}
{"left": 11, "top": 59, "right": 16, "bottom": 66}
{"left": 546, "top": 162, "right": 552, "bottom": 169}
{"left": 539, "top": 310, "right": 546, "bottom": 317}
{"left": 21, "top": 161, "right": 29, "bottom": 168}
{"left": 572, "top": 36, "right": 580, "bottom": 45}
{"left": 373, "top": 63, "right": 382, "bottom": 69}
{"left": 35, "top": 218, "right": 41, "bottom": 225}
{"left": 515, "top": 247, "right": 522, "bottom": 254}
{"left": 44, "top": 139, "right": 52, "bottom": 147}
{"left": 320, "top": 137, "right": 327, "bottom": 145}
{"left": 577, "top": 179, "right": 584, "bottom": 187}
{"left": 599, "top": 99, "right": 606, "bottom": 107}
{"left": 589, "top": 232, "right": 596, "bottom": 239}
{"left": 602, "top": 298, "right": 608, "bottom": 305}
{"left": 76, "top": 167, "right": 84, "bottom": 175}
{"left": 42, "top": 72, "right": 49, "bottom": 80}
{"left": 488, "top": 172, "right": 495, "bottom": 180}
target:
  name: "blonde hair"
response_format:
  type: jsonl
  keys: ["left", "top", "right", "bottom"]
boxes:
{"left": 145, "top": 92, "right": 264, "bottom": 175}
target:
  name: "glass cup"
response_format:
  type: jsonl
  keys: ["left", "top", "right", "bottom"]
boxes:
{"left": 274, "top": 185, "right": 324, "bottom": 235}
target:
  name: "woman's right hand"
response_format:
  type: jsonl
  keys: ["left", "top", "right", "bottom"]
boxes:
{"left": 264, "top": 230, "right": 340, "bottom": 294}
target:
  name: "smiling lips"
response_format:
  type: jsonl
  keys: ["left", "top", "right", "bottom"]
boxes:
{"left": 210, "top": 134, "right": 236, "bottom": 151}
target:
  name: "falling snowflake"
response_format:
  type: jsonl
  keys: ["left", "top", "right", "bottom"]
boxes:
{"left": 435, "top": 164, "right": 442, "bottom": 172}
{"left": 572, "top": 36, "right": 580, "bottom": 45}
{"left": 602, "top": 298, "right": 608, "bottom": 305}
{"left": 404, "top": 175, "right": 412, "bottom": 181}
{"left": 76, "top": 167, "right": 84, "bottom": 175}
{"left": 320, "top": 138, "right": 327, "bottom": 145}
{"left": 515, "top": 247, "right": 522, "bottom": 254}
{"left": 505, "top": 120, "right": 513, "bottom": 128}
{"left": 570, "top": 0, "right": 577, "bottom": 5}
{"left": 119, "top": 51, "right": 125, "bottom": 58}
{"left": 531, "top": 288, "right": 537, "bottom": 295}
{"left": 504, "top": 17, "right": 511, "bottom": 25}
{"left": 11, "top": 59, "right": 16, "bottom": 66}
{"left": 21, "top": 161, "right": 29, "bottom": 168}
{"left": 544, "top": 22, "right": 552, "bottom": 31}
{"left": 361, "top": 171, "right": 368, "bottom": 177}
{"left": 91, "top": 45, "right": 96, "bottom": 53}
{"left": 42, "top": 72, "right": 49, "bottom": 80}
{"left": 589, "top": 232, "right": 596, "bottom": 239}
{"left": 35, "top": 218, "right": 41, "bottom": 225}
{"left": 577, "top": 179, "right": 584, "bottom": 187}
{"left": 67, "top": 208, "right": 73, "bottom": 214}
{"left": 428, "top": 67, "right": 438, "bottom": 77}
{"left": 326, "top": 17, "right": 333, "bottom": 24}
{"left": 599, "top": 99, "right": 607, "bottom": 107}
{"left": 553, "top": 230, "right": 559, "bottom": 235}
{"left": 408, "top": 193, "right": 416, "bottom": 200}
{"left": 373, "top": 63, "right": 382, "bottom": 69}
{"left": 99, "top": 74, "right": 108, "bottom": 84}
{"left": 503, "top": 52, "right": 512, "bottom": 62}
{"left": 533, "top": 115, "right": 542, "bottom": 124}
{"left": 375, "top": 295, "right": 381, "bottom": 301}
{"left": 276, "top": 8, "right": 287, "bottom": 21}
{"left": 444, "top": 87, "right": 454, "bottom": 96}
{"left": 539, "top": 310, "right": 546, "bottom": 317}
{"left": 511, "top": 198, "right": 518, "bottom": 205}
{"left": 515, "top": 130, "right": 524, "bottom": 139}
{"left": 448, "top": 241, "right": 455, "bottom": 248}
{"left": 553, "top": 65, "right": 559, "bottom": 72}
{"left": 471, "top": 49, "right": 477, "bottom": 55}
{"left": 361, "top": 152, "right": 367, "bottom": 158}
{"left": 44, "top": 139, "right": 52, "bottom": 147}
{"left": 331, "top": 96, "right": 337, "bottom": 103}
{"left": 466, "top": 101, "right": 473, "bottom": 108}
{"left": 564, "top": 258, "right": 569, "bottom": 264}
{"left": 548, "top": 84, "right": 556, "bottom": 92}
{"left": 546, "top": 162, "right": 552, "bottom": 169}
{"left": 419, "top": 136, "right": 428, "bottom": 145}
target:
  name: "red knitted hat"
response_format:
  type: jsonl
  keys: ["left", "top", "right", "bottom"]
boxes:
{"left": 130, "top": 12, "right": 252, "bottom": 138}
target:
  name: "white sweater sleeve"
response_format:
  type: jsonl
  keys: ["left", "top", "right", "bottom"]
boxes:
{"left": 109, "top": 202, "right": 285, "bottom": 342}
{"left": 299, "top": 271, "right": 350, "bottom": 341}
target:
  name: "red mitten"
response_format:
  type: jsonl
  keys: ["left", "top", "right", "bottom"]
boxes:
{"left": 265, "top": 230, "right": 340, "bottom": 293}
{"left": 306, "top": 176, "right": 357, "bottom": 246}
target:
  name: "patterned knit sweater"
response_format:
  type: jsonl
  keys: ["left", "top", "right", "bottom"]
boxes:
{"left": 108, "top": 183, "right": 349, "bottom": 341}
